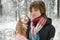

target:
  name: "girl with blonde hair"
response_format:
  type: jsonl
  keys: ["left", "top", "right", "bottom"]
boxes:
{"left": 14, "top": 15, "right": 29, "bottom": 40}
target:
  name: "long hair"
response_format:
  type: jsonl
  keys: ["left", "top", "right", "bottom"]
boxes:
{"left": 14, "top": 17, "right": 27, "bottom": 37}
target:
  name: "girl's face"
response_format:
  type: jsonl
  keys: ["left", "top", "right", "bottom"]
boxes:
{"left": 20, "top": 15, "right": 29, "bottom": 24}
{"left": 31, "top": 8, "right": 41, "bottom": 18}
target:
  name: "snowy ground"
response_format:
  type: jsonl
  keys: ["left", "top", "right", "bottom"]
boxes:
{"left": 0, "top": 18, "right": 60, "bottom": 40}
{"left": 52, "top": 18, "right": 60, "bottom": 40}
{"left": 0, "top": 21, "right": 17, "bottom": 40}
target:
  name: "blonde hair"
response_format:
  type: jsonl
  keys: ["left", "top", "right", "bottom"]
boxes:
{"left": 14, "top": 17, "right": 27, "bottom": 37}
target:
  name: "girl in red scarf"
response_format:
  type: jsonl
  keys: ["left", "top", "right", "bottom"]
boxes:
{"left": 29, "top": 1, "right": 55, "bottom": 40}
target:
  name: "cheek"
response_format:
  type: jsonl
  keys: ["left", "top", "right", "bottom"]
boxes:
{"left": 21, "top": 18, "right": 29, "bottom": 23}
{"left": 37, "top": 11, "right": 41, "bottom": 15}
{"left": 21, "top": 19, "right": 24, "bottom": 22}
{"left": 25, "top": 18, "right": 29, "bottom": 22}
{"left": 26, "top": 17, "right": 28, "bottom": 20}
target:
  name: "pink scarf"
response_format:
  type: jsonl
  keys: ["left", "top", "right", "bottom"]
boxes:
{"left": 30, "top": 16, "right": 46, "bottom": 34}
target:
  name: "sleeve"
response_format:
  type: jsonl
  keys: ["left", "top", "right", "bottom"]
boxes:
{"left": 48, "top": 25, "right": 55, "bottom": 40}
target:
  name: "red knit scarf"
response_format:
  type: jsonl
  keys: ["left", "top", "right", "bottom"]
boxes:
{"left": 31, "top": 17, "right": 42, "bottom": 23}
{"left": 31, "top": 16, "right": 46, "bottom": 26}
{"left": 31, "top": 16, "right": 46, "bottom": 34}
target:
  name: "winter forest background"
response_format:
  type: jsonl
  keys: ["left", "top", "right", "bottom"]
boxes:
{"left": 0, "top": 0, "right": 60, "bottom": 40}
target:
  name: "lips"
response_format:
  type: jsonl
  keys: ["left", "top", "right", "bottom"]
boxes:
{"left": 24, "top": 19, "right": 28, "bottom": 22}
